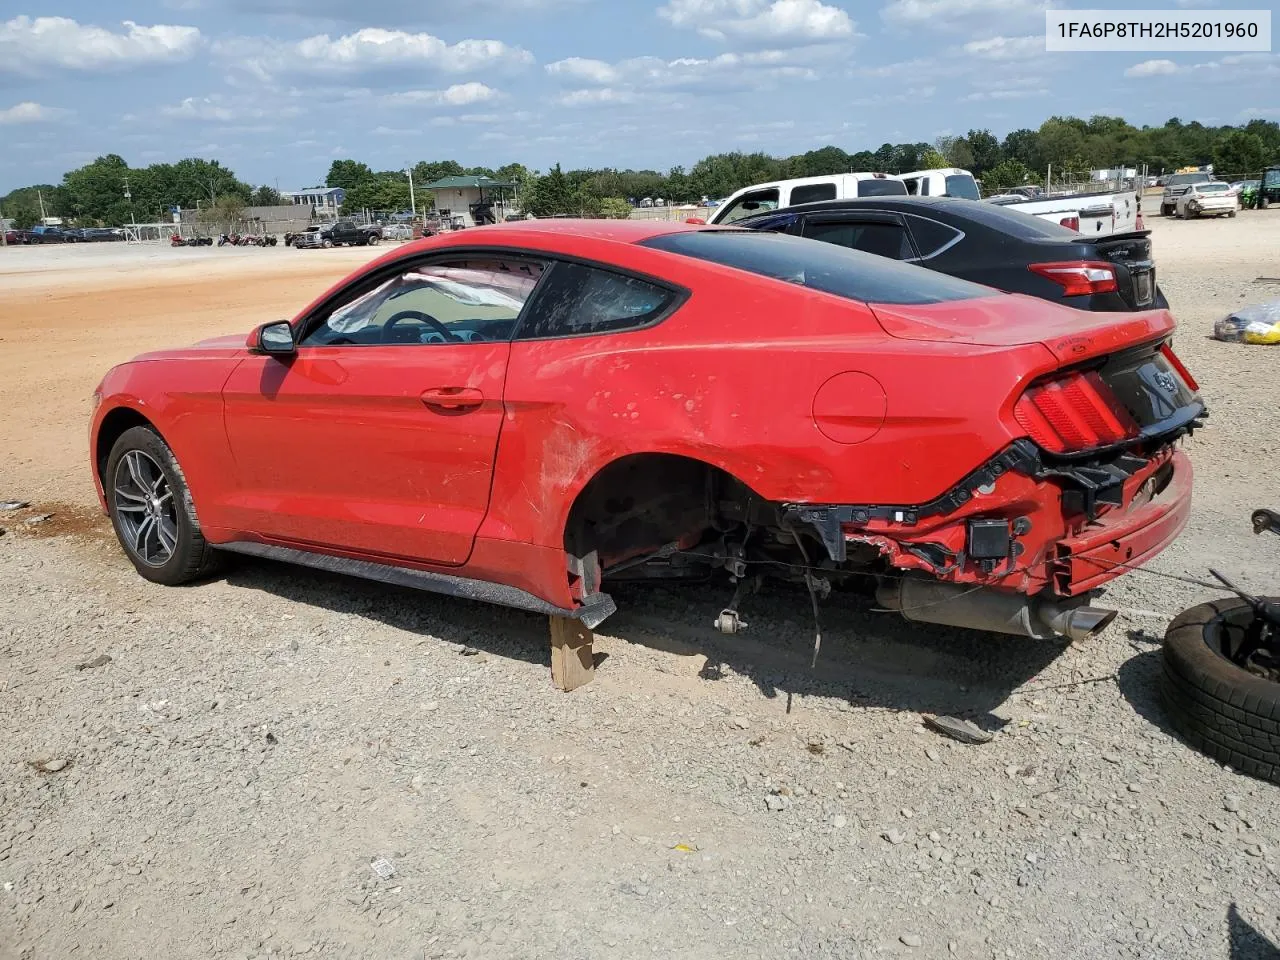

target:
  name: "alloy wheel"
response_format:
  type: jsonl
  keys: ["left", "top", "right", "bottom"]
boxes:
{"left": 112, "top": 449, "right": 179, "bottom": 567}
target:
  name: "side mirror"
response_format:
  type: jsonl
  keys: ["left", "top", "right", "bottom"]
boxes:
{"left": 251, "top": 321, "right": 296, "bottom": 356}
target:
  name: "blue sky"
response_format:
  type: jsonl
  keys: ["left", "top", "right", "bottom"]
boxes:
{"left": 0, "top": 0, "right": 1275, "bottom": 192}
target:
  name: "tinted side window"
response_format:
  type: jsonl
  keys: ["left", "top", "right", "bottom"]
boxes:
{"left": 905, "top": 215, "right": 963, "bottom": 258}
{"left": 804, "top": 220, "right": 914, "bottom": 260}
{"left": 789, "top": 182, "right": 838, "bottom": 205}
{"left": 641, "top": 231, "right": 988, "bottom": 306}
{"left": 856, "top": 179, "right": 908, "bottom": 197}
{"left": 518, "top": 262, "right": 676, "bottom": 339}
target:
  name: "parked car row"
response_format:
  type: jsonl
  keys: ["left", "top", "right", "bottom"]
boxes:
{"left": 5, "top": 225, "right": 127, "bottom": 244}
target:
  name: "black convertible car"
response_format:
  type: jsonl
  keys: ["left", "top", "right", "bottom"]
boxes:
{"left": 738, "top": 196, "right": 1166, "bottom": 312}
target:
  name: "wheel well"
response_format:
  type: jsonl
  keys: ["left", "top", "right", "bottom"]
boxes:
{"left": 563, "top": 453, "right": 752, "bottom": 570}
{"left": 95, "top": 408, "right": 155, "bottom": 483}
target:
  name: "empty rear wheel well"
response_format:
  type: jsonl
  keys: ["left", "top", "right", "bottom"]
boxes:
{"left": 563, "top": 453, "right": 757, "bottom": 571}
{"left": 95, "top": 408, "right": 157, "bottom": 483}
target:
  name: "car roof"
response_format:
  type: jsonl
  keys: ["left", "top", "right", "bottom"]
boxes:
{"left": 739, "top": 195, "right": 1084, "bottom": 240}
{"left": 400, "top": 217, "right": 696, "bottom": 254}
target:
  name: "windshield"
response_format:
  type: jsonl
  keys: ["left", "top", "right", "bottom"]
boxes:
{"left": 1197, "top": 183, "right": 1230, "bottom": 193}
{"left": 1265, "top": 169, "right": 1280, "bottom": 187}
{"left": 944, "top": 174, "right": 981, "bottom": 200}
{"left": 641, "top": 230, "right": 988, "bottom": 305}
{"left": 713, "top": 189, "right": 780, "bottom": 225}
{"left": 1167, "top": 173, "right": 1210, "bottom": 186}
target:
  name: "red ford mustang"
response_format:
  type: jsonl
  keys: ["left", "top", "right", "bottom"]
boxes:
{"left": 91, "top": 220, "right": 1202, "bottom": 642}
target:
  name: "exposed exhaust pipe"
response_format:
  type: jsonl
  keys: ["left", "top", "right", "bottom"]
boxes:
{"left": 876, "top": 577, "right": 1118, "bottom": 642}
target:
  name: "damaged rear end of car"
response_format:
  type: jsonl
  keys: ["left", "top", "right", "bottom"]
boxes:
{"left": 799, "top": 301, "right": 1202, "bottom": 641}
{"left": 580, "top": 230, "right": 1204, "bottom": 643}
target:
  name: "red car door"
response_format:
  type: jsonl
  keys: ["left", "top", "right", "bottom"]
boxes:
{"left": 219, "top": 255, "right": 545, "bottom": 566}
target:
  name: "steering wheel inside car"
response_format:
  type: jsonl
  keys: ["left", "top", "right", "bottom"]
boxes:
{"left": 382, "top": 310, "right": 457, "bottom": 343}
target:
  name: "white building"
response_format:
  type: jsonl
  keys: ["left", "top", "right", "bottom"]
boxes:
{"left": 282, "top": 187, "right": 346, "bottom": 217}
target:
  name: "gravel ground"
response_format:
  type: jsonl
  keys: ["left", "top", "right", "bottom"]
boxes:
{"left": 2, "top": 213, "right": 1280, "bottom": 960}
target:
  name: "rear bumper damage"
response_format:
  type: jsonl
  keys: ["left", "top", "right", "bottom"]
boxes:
{"left": 785, "top": 439, "right": 1195, "bottom": 604}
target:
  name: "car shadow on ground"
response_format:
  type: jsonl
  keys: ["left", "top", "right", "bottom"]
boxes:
{"left": 224, "top": 558, "right": 1069, "bottom": 723}
{"left": 1229, "top": 903, "right": 1280, "bottom": 960}
{"left": 1113, "top": 646, "right": 1181, "bottom": 740}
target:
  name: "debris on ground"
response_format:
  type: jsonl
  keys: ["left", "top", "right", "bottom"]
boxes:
{"left": 1214, "top": 299, "right": 1280, "bottom": 343}
{"left": 74, "top": 654, "right": 112, "bottom": 671}
{"left": 32, "top": 758, "right": 70, "bottom": 774}
{"left": 0, "top": 500, "right": 29, "bottom": 511}
{"left": 24, "top": 513, "right": 53, "bottom": 525}
{"left": 924, "top": 715, "right": 994, "bottom": 744}
{"left": 370, "top": 857, "right": 396, "bottom": 880}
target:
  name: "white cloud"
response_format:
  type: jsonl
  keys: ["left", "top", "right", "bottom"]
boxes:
{"left": 0, "top": 101, "right": 70, "bottom": 124}
{"left": 545, "top": 57, "right": 620, "bottom": 84}
{"left": 1237, "top": 106, "right": 1280, "bottom": 120}
{"left": 0, "top": 15, "right": 202, "bottom": 74}
{"left": 159, "top": 95, "right": 302, "bottom": 122}
{"left": 215, "top": 27, "right": 532, "bottom": 78}
{"left": 659, "top": 0, "right": 856, "bottom": 44}
{"left": 558, "top": 88, "right": 638, "bottom": 107}
{"left": 385, "top": 82, "right": 500, "bottom": 106}
{"left": 881, "top": 0, "right": 1048, "bottom": 30}
{"left": 962, "top": 86, "right": 1048, "bottom": 100}
{"left": 546, "top": 49, "right": 819, "bottom": 103}
{"left": 963, "top": 35, "right": 1041, "bottom": 60}
{"left": 233, "top": 0, "right": 582, "bottom": 20}
{"left": 1125, "top": 58, "right": 1178, "bottom": 77}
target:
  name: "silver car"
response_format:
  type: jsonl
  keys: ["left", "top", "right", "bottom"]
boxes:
{"left": 292, "top": 227, "right": 331, "bottom": 249}
{"left": 1160, "top": 172, "right": 1214, "bottom": 216}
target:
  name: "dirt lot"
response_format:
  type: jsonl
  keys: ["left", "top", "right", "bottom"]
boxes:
{"left": 2, "top": 218, "right": 1280, "bottom": 960}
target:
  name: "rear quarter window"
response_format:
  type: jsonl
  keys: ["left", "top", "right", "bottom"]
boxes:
{"left": 904, "top": 215, "right": 963, "bottom": 258}
{"left": 641, "top": 230, "right": 989, "bottom": 306}
{"left": 518, "top": 261, "right": 678, "bottom": 339}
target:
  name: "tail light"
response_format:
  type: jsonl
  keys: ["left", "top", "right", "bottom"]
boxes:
{"left": 1014, "top": 371, "right": 1138, "bottom": 453}
{"left": 1059, "top": 216, "right": 1080, "bottom": 231}
{"left": 1160, "top": 342, "right": 1199, "bottom": 391}
{"left": 1028, "top": 260, "right": 1119, "bottom": 297}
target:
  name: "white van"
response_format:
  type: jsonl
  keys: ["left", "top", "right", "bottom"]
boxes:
{"left": 708, "top": 173, "right": 907, "bottom": 225}
{"left": 898, "top": 168, "right": 980, "bottom": 200}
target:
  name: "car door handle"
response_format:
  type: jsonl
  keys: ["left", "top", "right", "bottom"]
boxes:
{"left": 420, "top": 387, "right": 484, "bottom": 411}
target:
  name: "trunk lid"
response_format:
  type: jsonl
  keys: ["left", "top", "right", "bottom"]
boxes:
{"left": 869, "top": 295, "right": 1177, "bottom": 364}
{"left": 1092, "top": 230, "right": 1156, "bottom": 308}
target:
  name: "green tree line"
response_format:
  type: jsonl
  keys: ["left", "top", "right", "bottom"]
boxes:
{"left": 6, "top": 114, "right": 1278, "bottom": 227}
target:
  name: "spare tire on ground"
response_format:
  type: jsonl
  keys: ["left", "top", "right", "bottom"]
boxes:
{"left": 1161, "top": 597, "right": 1280, "bottom": 784}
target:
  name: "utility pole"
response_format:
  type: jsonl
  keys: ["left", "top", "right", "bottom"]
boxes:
{"left": 405, "top": 167, "right": 416, "bottom": 217}
{"left": 37, "top": 189, "right": 47, "bottom": 222}
{"left": 124, "top": 178, "right": 136, "bottom": 226}
{"left": 1, "top": 203, "right": 7, "bottom": 247}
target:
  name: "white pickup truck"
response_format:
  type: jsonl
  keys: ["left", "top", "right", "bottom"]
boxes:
{"left": 985, "top": 190, "right": 1141, "bottom": 238}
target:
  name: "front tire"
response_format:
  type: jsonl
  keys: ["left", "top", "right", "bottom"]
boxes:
{"left": 105, "top": 426, "right": 221, "bottom": 585}
{"left": 1161, "top": 204, "right": 1173, "bottom": 217}
{"left": 367, "top": 235, "right": 379, "bottom": 246}
{"left": 1161, "top": 597, "right": 1280, "bottom": 784}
